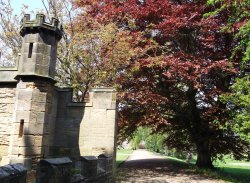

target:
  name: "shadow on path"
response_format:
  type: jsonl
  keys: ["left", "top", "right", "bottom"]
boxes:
{"left": 116, "top": 150, "right": 224, "bottom": 183}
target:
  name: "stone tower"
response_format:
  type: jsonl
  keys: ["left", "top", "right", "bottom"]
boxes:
{"left": 16, "top": 14, "right": 62, "bottom": 79}
{"left": 8, "top": 14, "right": 63, "bottom": 169}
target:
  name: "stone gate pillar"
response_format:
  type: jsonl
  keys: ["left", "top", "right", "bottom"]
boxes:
{"left": 79, "top": 88, "right": 117, "bottom": 170}
{"left": 8, "top": 14, "right": 62, "bottom": 169}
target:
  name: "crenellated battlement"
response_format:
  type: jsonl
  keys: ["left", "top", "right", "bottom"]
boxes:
{"left": 20, "top": 14, "right": 63, "bottom": 40}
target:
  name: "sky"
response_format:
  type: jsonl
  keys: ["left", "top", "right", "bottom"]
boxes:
{"left": 11, "top": 0, "right": 45, "bottom": 15}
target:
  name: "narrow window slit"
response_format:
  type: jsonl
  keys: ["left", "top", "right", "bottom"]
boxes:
{"left": 19, "top": 119, "right": 24, "bottom": 138}
{"left": 28, "top": 43, "right": 33, "bottom": 58}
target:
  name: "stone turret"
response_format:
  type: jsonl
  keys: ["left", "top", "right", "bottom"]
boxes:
{"left": 16, "top": 14, "right": 63, "bottom": 80}
{"left": 7, "top": 14, "right": 63, "bottom": 169}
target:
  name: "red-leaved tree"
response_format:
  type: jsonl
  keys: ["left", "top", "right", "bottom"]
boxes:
{"left": 74, "top": 0, "right": 249, "bottom": 168}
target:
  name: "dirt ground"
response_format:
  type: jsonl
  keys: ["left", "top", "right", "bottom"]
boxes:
{"left": 116, "top": 149, "right": 225, "bottom": 183}
{"left": 27, "top": 170, "right": 36, "bottom": 183}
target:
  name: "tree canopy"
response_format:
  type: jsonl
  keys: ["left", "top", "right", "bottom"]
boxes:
{"left": 74, "top": 0, "right": 250, "bottom": 168}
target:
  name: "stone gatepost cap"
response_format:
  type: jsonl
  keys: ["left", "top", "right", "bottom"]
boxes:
{"left": 20, "top": 14, "right": 63, "bottom": 40}
{"left": 39, "top": 157, "right": 72, "bottom": 165}
{"left": 80, "top": 156, "right": 97, "bottom": 161}
{"left": 89, "top": 87, "right": 116, "bottom": 93}
{"left": 98, "top": 154, "right": 112, "bottom": 158}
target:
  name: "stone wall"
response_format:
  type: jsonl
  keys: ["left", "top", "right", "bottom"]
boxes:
{"left": 0, "top": 82, "right": 117, "bottom": 170}
{"left": 0, "top": 54, "right": 20, "bottom": 83}
{"left": 52, "top": 88, "right": 83, "bottom": 159}
{"left": 79, "top": 88, "right": 117, "bottom": 157}
{"left": 8, "top": 79, "right": 58, "bottom": 169}
{"left": 53, "top": 88, "right": 117, "bottom": 162}
{"left": 0, "top": 84, "right": 16, "bottom": 165}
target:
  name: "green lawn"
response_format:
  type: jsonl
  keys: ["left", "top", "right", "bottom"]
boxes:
{"left": 168, "top": 154, "right": 250, "bottom": 183}
{"left": 116, "top": 149, "right": 133, "bottom": 167}
{"left": 213, "top": 156, "right": 250, "bottom": 183}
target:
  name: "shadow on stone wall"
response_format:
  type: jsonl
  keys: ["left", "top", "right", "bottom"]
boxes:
{"left": 51, "top": 88, "right": 84, "bottom": 161}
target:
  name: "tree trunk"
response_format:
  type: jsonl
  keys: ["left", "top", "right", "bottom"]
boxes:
{"left": 196, "top": 141, "right": 214, "bottom": 169}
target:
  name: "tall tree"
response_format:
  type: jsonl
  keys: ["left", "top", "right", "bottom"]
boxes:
{"left": 0, "top": 0, "right": 134, "bottom": 101}
{"left": 0, "top": 0, "right": 23, "bottom": 66}
{"left": 74, "top": 0, "right": 249, "bottom": 168}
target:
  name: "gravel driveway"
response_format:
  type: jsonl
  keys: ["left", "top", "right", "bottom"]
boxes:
{"left": 116, "top": 149, "right": 225, "bottom": 183}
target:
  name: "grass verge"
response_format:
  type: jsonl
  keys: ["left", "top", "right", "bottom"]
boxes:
{"left": 116, "top": 149, "right": 133, "bottom": 167}
{"left": 213, "top": 156, "right": 250, "bottom": 183}
{"left": 165, "top": 155, "right": 250, "bottom": 183}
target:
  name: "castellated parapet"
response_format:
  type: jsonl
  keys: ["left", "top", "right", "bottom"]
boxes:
{"left": 0, "top": 14, "right": 117, "bottom": 175}
{"left": 20, "top": 14, "right": 63, "bottom": 40}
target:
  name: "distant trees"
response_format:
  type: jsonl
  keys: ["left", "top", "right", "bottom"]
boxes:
{"left": 0, "top": 0, "right": 22, "bottom": 66}
{"left": 130, "top": 127, "right": 165, "bottom": 153}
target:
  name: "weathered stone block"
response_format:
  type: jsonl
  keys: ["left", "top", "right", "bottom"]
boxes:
{"left": 16, "top": 100, "right": 32, "bottom": 111}
{"left": 0, "top": 97, "right": 15, "bottom": 104}
{"left": 17, "top": 81, "right": 27, "bottom": 89}
{"left": 26, "top": 123, "right": 44, "bottom": 135}
{"left": 10, "top": 146, "right": 19, "bottom": 155}
{"left": 34, "top": 136, "right": 43, "bottom": 147}
{"left": 36, "top": 43, "right": 51, "bottom": 55}
{"left": 32, "top": 91, "right": 47, "bottom": 103}
{"left": 18, "top": 146, "right": 42, "bottom": 156}
{"left": 36, "top": 157, "right": 72, "bottom": 183}
{"left": 106, "top": 110, "right": 116, "bottom": 121}
{"left": 17, "top": 135, "right": 37, "bottom": 147}
{"left": 15, "top": 111, "right": 31, "bottom": 123}
{"left": 36, "top": 112, "right": 45, "bottom": 123}
{"left": 80, "top": 156, "right": 97, "bottom": 178}
{"left": 0, "top": 145, "right": 9, "bottom": 156}
{"left": 31, "top": 102, "right": 46, "bottom": 112}
{"left": 10, "top": 158, "right": 32, "bottom": 170}
{"left": 35, "top": 65, "right": 50, "bottom": 76}
{"left": 24, "top": 34, "right": 39, "bottom": 43}
{"left": 18, "top": 90, "right": 33, "bottom": 100}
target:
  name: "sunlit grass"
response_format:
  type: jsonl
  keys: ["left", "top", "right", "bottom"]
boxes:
{"left": 116, "top": 149, "right": 133, "bottom": 167}
{"left": 165, "top": 154, "right": 250, "bottom": 183}
{"left": 213, "top": 155, "right": 250, "bottom": 183}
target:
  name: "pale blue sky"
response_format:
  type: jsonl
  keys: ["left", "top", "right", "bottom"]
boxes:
{"left": 12, "top": 0, "right": 45, "bottom": 15}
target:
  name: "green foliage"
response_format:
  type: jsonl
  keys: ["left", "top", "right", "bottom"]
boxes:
{"left": 166, "top": 148, "right": 195, "bottom": 161}
{"left": 221, "top": 76, "right": 250, "bottom": 143}
{"left": 130, "top": 127, "right": 151, "bottom": 149}
{"left": 233, "top": 20, "right": 250, "bottom": 67}
{"left": 130, "top": 127, "right": 166, "bottom": 153}
{"left": 207, "top": 0, "right": 250, "bottom": 67}
{"left": 145, "top": 133, "right": 165, "bottom": 153}
{"left": 207, "top": 0, "right": 250, "bottom": 156}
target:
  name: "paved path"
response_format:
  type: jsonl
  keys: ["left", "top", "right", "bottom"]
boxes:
{"left": 116, "top": 149, "right": 225, "bottom": 183}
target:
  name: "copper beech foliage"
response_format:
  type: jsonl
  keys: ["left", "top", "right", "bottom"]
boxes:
{"left": 74, "top": 0, "right": 249, "bottom": 167}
